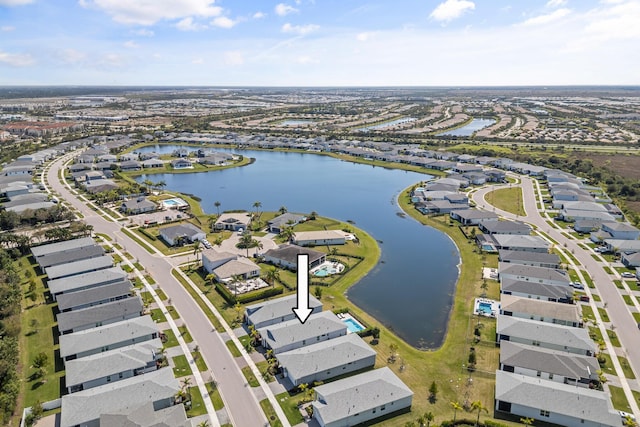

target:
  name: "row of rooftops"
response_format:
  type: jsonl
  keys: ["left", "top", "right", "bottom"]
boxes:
{"left": 29, "top": 236, "right": 188, "bottom": 426}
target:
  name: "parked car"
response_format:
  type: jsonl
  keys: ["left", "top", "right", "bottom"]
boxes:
{"left": 622, "top": 272, "right": 636, "bottom": 278}
{"left": 570, "top": 282, "right": 584, "bottom": 289}
{"left": 579, "top": 295, "right": 590, "bottom": 302}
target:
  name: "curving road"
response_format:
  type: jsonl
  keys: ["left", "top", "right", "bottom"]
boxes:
{"left": 472, "top": 176, "right": 640, "bottom": 418}
{"left": 45, "top": 153, "right": 269, "bottom": 427}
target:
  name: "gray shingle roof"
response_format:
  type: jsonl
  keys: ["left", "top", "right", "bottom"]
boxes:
{"left": 213, "top": 258, "right": 260, "bottom": 279}
{"left": 45, "top": 255, "right": 113, "bottom": 279}
{"left": 497, "top": 315, "right": 595, "bottom": 353}
{"left": 35, "top": 244, "right": 104, "bottom": 268}
{"left": 100, "top": 402, "right": 189, "bottom": 427}
{"left": 57, "top": 296, "right": 143, "bottom": 332}
{"left": 499, "top": 263, "right": 569, "bottom": 283}
{"left": 59, "top": 316, "right": 157, "bottom": 358}
{"left": 312, "top": 367, "right": 413, "bottom": 425}
{"left": 500, "top": 341, "right": 599, "bottom": 380}
{"left": 495, "top": 371, "right": 619, "bottom": 426}
{"left": 278, "top": 333, "right": 376, "bottom": 381}
{"left": 259, "top": 311, "right": 346, "bottom": 353}
{"left": 500, "top": 295, "right": 580, "bottom": 324}
{"left": 498, "top": 250, "right": 561, "bottom": 266}
{"left": 56, "top": 280, "right": 133, "bottom": 312}
{"left": 60, "top": 368, "right": 179, "bottom": 427}
{"left": 501, "top": 278, "right": 572, "bottom": 300}
{"left": 48, "top": 267, "right": 127, "bottom": 296}
{"left": 159, "top": 222, "right": 204, "bottom": 240}
{"left": 264, "top": 243, "right": 325, "bottom": 265}
{"left": 480, "top": 220, "right": 532, "bottom": 234}
{"left": 65, "top": 338, "right": 162, "bottom": 387}
{"left": 246, "top": 294, "right": 322, "bottom": 327}
{"left": 491, "top": 234, "right": 550, "bottom": 250}
{"left": 31, "top": 236, "right": 96, "bottom": 257}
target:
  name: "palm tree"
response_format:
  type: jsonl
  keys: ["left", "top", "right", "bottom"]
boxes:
{"left": 214, "top": 201, "right": 221, "bottom": 217}
{"left": 252, "top": 201, "right": 262, "bottom": 225}
{"left": 520, "top": 418, "right": 534, "bottom": 426}
{"left": 309, "top": 211, "right": 318, "bottom": 220}
{"left": 471, "top": 400, "right": 488, "bottom": 426}
{"left": 423, "top": 412, "right": 434, "bottom": 427}
{"left": 197, "top": 421, "right": 210, "bottom": 427}
{"left": 213, "top": 236, "right": 224, "bottom": 248}
{"left": 230, "top": 275, "right": 244, "bottom": 298}
{"left": 193, "top": 240, "right": 202, "bottom": 264}
{"left": 279, "top": 205, "right": 288, "bottom": 215}
{"left": 298, "top": 383, "right": 308, "bottom": 394}
{"left": 264, "top": 266, "right": 280, "bottom": 286}
{"left": 450, "top": 401, "right": 463, "bottom": 422}
{"left": 280, "top": 225, "right": 295, "bottom": 242}
{"left": 142, "top": 179, "right": 154, "bottom": 194}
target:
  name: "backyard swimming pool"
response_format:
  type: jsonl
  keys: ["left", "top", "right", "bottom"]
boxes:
{"left": 473, "top": 298, "right": 500, "bottom": 317}
{"left": 311, "top": 262, "right": 344, "bottom": 277}
{"left": 343, "top": 317, "right": 366, "bottom": 333}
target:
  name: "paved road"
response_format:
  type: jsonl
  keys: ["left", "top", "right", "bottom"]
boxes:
{"left": 46, "top": 155, "right": 267, "bottom": 427}
{"left": 472, "top": 177, "right": 640, "bottom": 417}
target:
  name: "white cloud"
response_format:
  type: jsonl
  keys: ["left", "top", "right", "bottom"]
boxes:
{"left": 224, "top": 50, "right": 244, "bottom": 65}
{"left": 522, "top": 8, "right": 571, "bottom": 25}
{"left": 281, "top": 23, "right": 319, "bottom": 35}
{"left": 85, "top": 0, "right": 222, "bottom": 25}
{"left": 192, "top": 57, "right": 204, "bottom": 64}
{"left": 583, "top": 1, "right": 640, "bottom": 41}
{"left": 57, "top": 49, "right": 87, "bottom": 64}
{"left": 0, "top": 50, "right": 35, "bottom": 66}
{"left": 356, "top": 32, "right": 375, "bottom": 41}
{"left": 275, "top": 3, "right": 298, "bottom": 16}
{"left": 132, "top": 28, "right": 154, "bottom": 37}
{"left": 123, "top": 40, "right": 139, "bottom": 48}
{"left": 99, "top": 52, "right": 126, "bottom": 67}
{"left": 296, "top": 55, "right": 317, "bottom": 64}
{"left": 212, "top": 16, "right": 236, "bottom": 28}
{"left": 429, "top": 0, "right": 475, "bottom": 23}
{"left": 176, "top": 17, "right": 207, "bottom": 31}
{"left": 1, "top": 26, "right": 16, "bottom": 31}
{"left": 0, "top": 0, "right": 34, "bottom": 5}
{"left": 253, "top": 11, "right": 266, "bottom": 19}
{"left": 546, "top": 0, "right": 568, "bottom": 7}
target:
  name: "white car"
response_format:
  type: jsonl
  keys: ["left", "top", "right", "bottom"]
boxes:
{"left": 622, "top": 272, "right": 636, "bottom": 278}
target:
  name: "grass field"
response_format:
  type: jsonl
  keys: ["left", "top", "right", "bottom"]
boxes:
{"left": 172, "top": 354, "right": 192, "bottom": 377}
{"left": 484, "top": 187, "right": 526, "bottom": 216}
{"left": 260, "top": 399, "right": 283, "bottom": 427}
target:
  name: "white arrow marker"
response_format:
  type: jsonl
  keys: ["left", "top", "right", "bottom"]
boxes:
{"left": 292, "top": 254, "right": 312, "bottom": 324}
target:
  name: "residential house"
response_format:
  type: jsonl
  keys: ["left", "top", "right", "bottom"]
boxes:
{"left": 119, "top": 152, "right": 139, "bottom": 162}
{"left": 267, "top": 213, "right": 307, "bottom": 233}
{"left": 292, "top": 230, "right": 346, "bottom": 246}
{"left": 559, "top": 209, "right": 616, "bottom": 223}
{"left": 621, "top": 252, "right": 640, "bottom": 268}
{"left": 84, "top": 178, "right": 119, "bottom": 194}
{"left": 56, "top": 280, "right": 133, "bottom": 312}
{"left": 601, "top": 222, "right": 640, "bottom": 240}
{"left": 99, "top": 402, "right": 189, "bottom": 427}
{"left": 499, "top": 341, "right": 599, "bottom": 388}
{"left": 44, "top": 255, "right": 113, "bottom": 280}
{"left": 57, "top": 296, "right": 143, "bottom": 334}
{"left": 211, "top": 258, "right": 261, "bottom": 282}
{"left": 312, "top": 367, "right": 413, "bottom": 427}
{"left": 59, "top": 316, "right": 158, "bottom": 362}
{"left": 489, "top": 234, "right": 551, "bottom": 253}
{"left": 201, "top": 249, "right": 238, "bottom": 274}
{"left": 450, "top": 209, "right": 500, "bottom": 225}
{"left": 494, "top": 371, "right": 619, "bottom": 427}
{"left": 34, "top": 245, "right": 104, "bottom": 269}
{"left": 500, "top": 278, "right": 573, "bottom": 304}
{"left": 498, "top": 250, "right": 561, "bottom": 269}
{"left": 258, "top": 311, "right": 347, "bottom": 354}
{"left": 121, "top": 197, "right": 157, "bottom": 215}
{"left": 65, "top": 338, "right": 162, "bottom": 393}
{"left": 119, "top": 160, "right": 142, "bottom": 171}
{"left": 170, "top": 158, "right": 192, "bottom": 169}
{"left": 245, "top": 294, "right": 323, "bottom": 329}
{"left": 141, "top": 159, "right": 164, "bottom": 168}
{"left": 48, "top": 267, "right": 127, "bottom": 300}
{"left": 573, "top": 220, "right": 603, "bottom": 234}
{"left": 604, "top": 239, "right": 640, "bottom": 255}
{"left": 496, "top": 315, "right": 595, "bottom": 356}
{"left": 500, "top": 295, "right": 581, "bottom": 327}
{"left": 158, "top": 223, "right": 206, "bottom": 246}
{"left": 278, "top": 333, "right": 376, "bottom": 387}
{"left": 60, "top": 368, "right": 180, "bottom": 427}
{"left": 31, "top": 236, "right": 97, "bottom": 259}
{"left": 264, "top": 244, "right": 326, "bottom": 271}
{"left": 214, "top": 212, "right": 252, "bottom": 231}
{"left": 498, "top": 264, "right": 570, "bottom": 287}
{"left": 479, "top": 220, "right": 532, "bottom": 236}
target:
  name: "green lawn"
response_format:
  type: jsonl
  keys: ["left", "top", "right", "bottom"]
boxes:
{"left": 19, "top": 257, "right": 65, "bottom": 407}
{"left": 618, "top": 355, "right": 636, "bottom": 379}
{"left": 599, "top": 353, "right": 615, "bottom": 375}
{"left": 275, "top": 391, "right": 306, "bottom": 425}
{"left": 170, "top": 269, "right": 223, "bottom": 332}
{"left": 186, "top": 386, "right": 207, "bottom": 417}
{"left": 598, "top": 308, "right": 610, "bottom": 322}
{"left": 591, "top": 294, "right": 602, "bottom": 302}
{"left": 178, "top": 325, "right": 193, "bottom": 343}
{"left": 623, "top": 295, "right": 634, "bottom": 305}
{"left": 206, "top": 382, "right": 224, "bottom": 410}
{"left": 581, "top": 305, "right": 596, "bottom": 322}
{"left": 192, "top": 352, "right": 208, "bottom": 372}
{"left": 607, "top": 329, "right": 621, "bottom": 347}
{"left": 166, "top": 305, "right": 180, "bottom": 319}
{"left": 172, "top": 354, "right": 193, "bottom": 377}
{"left": 225, "top": 340, "right": 241, "bottom": 357}
{"left": 162, "top": 328, "right": 180, "bottom": 348}
{"left": 241, "top": 366, "right": 260, "bottom": 387}
{"left": 260, "top": 399, "right": 283, "bottom": 427}
{"left": 609, "top": 385, "right": 632, "bottom": 412}
{"left": 150, "top": 308, "right": 167, "bottom": 323}
{"left": 156, "top": 288, "right": 169, "bottom": 301}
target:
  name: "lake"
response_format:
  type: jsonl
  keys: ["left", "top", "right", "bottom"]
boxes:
{"left": 135, "top": 146, "right": 460, "bottom": 348}
{"left": 436, "top": 118, "right": 496, "bottom": 137}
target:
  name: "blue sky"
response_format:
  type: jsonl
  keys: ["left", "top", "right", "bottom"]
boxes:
{"left": 0, "top": 0, "right": 639, "bottom": 86}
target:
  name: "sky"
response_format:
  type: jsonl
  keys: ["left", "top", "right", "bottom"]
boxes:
{"left": 0, "top": 0, "right": 639, "bottom": 86}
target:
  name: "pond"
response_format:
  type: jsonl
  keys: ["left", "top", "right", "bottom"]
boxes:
{"left": 436, "top": 118, "right": 496, "bottom": 137}
{"left": 135, "top": 146, "right": 460, "bottom": 348}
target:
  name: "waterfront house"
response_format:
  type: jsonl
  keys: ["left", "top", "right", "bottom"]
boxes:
{"left": 498, "top": 250, "right": 561, "bottom": 269}
{"left": 214, "top": 212, "right": 252, "bottom": 231}
{"left": 245, "top": 294, "right": 322, "bottom": 329}
{"left": 500, "top": 295, "right": 581, "bottom": 327}
{"left": 170, "top": 158, "right": 192, "bottom": 169}
{"left": 450, "top": 209, "right": 500, "bottom": 225}
{"left": 498, "top": 264, "right": 570, "bottom": 287}
{"left": 263, "top": 243, "right": 326, "bottom": 271}
{"left": 158, "top": 223, "right": 206, "bottom": 246}
{"left": 479, "top": 220, "right": 532, "bottom": 236}
{"left": 292, "top": 230, "right": 346, "bottom": 246}
{"left": 267, "top": 213, "right": 307, "bottom": 233}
